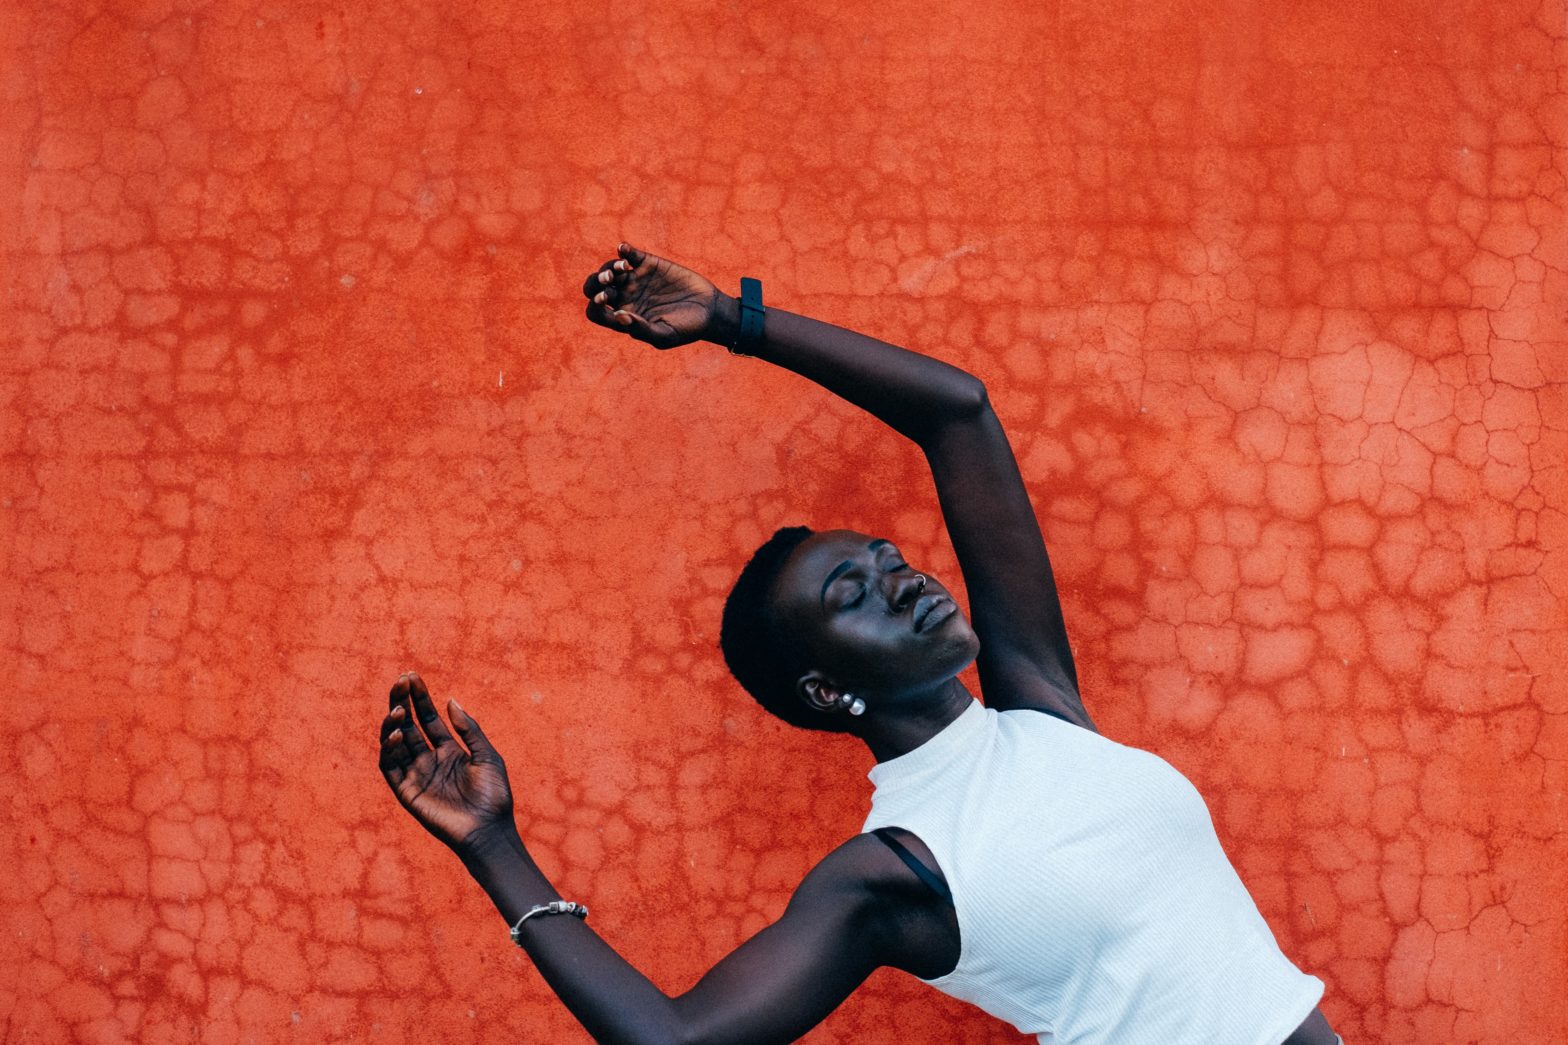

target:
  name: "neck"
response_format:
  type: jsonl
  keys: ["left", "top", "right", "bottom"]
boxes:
{"left": 858, "top": 677, "right": 975, "bottom": 763}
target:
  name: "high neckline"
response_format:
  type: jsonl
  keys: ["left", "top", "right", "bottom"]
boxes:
{"left": 867, "top": 698, "right": 988, "bottom": 788}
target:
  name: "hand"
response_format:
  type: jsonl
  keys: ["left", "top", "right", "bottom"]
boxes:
{"left": 377, "top": 672, "right": 515, "bottom": 854}
{"left": 581, "top": 242, "right": 734, "bottom": 349}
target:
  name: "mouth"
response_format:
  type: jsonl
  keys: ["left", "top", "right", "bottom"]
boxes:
{"left": 913, "top": 594, "right": 956, "bottom": 632}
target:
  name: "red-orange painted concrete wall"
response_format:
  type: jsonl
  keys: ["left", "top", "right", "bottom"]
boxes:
{"left": 3, "top": 0, "right": 1565, "bottom": 1042}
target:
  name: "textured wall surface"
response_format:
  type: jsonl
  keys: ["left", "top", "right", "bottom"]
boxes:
{"left": 3, "top": 0, "right": 1565, "bottom": 1042}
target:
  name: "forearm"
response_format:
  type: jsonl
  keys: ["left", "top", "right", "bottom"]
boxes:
{"left": 708, "top": 294, "right": 984, "bottom": 443}
{"left": 459, "top": 824, "right": 683, "bottom": 1045}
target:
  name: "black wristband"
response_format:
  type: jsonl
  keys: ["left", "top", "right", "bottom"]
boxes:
{"left": 729, "top": 277, "right": 765, "bottom": 355}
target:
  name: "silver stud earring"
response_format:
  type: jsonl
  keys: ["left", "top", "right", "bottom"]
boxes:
{"left": 846, "top": 695, "right": 866, "bottom": 716}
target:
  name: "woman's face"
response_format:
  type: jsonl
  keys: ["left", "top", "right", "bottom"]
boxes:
{"left": 768, "top": 529, "right": 981, "bottom": 697}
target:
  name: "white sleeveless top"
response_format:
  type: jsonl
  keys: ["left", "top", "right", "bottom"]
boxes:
{"left": 862, "top": 699, "right": 1323, "bottom": 1045}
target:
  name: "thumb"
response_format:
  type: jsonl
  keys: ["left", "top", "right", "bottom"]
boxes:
{"left": 610, "top": 307, "right": 667, "bottom": 345}
{"left": 617, "top": 241, "right": 646, "bottom": 268}
{"left": 448, "top": 699, "right": 500, "bottom": 761}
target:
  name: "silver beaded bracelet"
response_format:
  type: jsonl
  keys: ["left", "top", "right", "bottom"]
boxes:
{"left": 509, "top": 900, "right": 589, "bottom": 946}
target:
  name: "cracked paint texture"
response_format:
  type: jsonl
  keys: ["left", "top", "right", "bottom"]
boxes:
{"left": 2, "top": 0, "right": 1565, "bottom": 1042}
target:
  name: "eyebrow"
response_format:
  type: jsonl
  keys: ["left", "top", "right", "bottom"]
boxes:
{"left": 820, "top": 539, "right": 893, "bottom": 609}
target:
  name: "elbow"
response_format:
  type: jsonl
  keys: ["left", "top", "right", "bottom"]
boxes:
{"left": 645, "top": 1005, "right": 692, "bottom": 1045}
{"left": 965, "top": 379, "right": 990, "bottom": 416}
{"left": 619, "top": 1022, "right": 684, "bottom": 1045}
{"left": 647, "top": 997, "right": 700, "bottom": 1045}
{"left": 591, "top": 999, "right": 687, "bottom": 1045}
{"left": 913, "top": 379, "right": 988, "bottom": 446}
{"left": 949, "top": 377, "right": 988, "bottom": 419}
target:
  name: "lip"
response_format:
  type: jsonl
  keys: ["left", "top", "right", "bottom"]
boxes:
{"left": 914, "top": 594, "right": 955, "bottom": 632}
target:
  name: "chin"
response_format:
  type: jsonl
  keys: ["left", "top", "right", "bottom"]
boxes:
{"left": 932, "top": 621, "right": 982, "bottom": 676}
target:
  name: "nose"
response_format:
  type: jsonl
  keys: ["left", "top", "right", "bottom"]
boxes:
{"left": 890, "top": 572, "right": 928, "bottom": 612}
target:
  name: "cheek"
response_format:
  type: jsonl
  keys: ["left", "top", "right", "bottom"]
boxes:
{"left": 818, "top": 620, "right": 903, "bottom": 677}
{"left": 842, "top": 615, "right": 912, "bottom": 651}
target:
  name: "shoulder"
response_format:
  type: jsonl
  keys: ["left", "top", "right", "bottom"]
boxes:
{"left": 788, "top": 834, "right": 947, "bottom": 931}
{"left": 800, "top": 832, "right": 958, "bottom": 979}
{"left": 770, "top": 836, "right": 913, "bottom": 960}
{"left": 798, "top": 831, "right": 936, "bottom": 905}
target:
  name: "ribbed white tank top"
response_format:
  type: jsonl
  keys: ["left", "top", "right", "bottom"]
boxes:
{"left": 863, "top": 699, "right": 1324, "bottom": 1045}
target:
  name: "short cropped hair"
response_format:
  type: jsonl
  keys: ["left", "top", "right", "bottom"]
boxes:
{"left": 719, "top": 525, "right": 852, "bottom": 734}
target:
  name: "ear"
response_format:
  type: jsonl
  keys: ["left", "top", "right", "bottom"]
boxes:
{"left": 797, "top": 672, "right": 848, "bottom": 716}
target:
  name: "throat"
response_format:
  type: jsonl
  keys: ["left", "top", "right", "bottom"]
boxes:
{"left": 861, "top": 680, "right": 976, "bottom": 763}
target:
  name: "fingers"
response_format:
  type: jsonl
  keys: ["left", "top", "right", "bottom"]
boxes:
{"left": 406, "top": 672, "right": 454, "bottom": 748}
{"left": 581, "top": 244, "right": 655, "bottom": 338}
{"left": 382, "top": 675, "right": 432, "bottom": 766}
{"left": 379, "top": 705, "right": 417, "bottom": 783}
{"left": 388, "top": 673, "right": 412, "bottom": 714}
{"left": 577, "top": 242, "right": 645, "bottom": 300}
{"left": 381, "top": 682, "right": 404, "bottom": 741}
{"left": 582, "top": 299, "right": 652, "bottom": 341}
{"left": 378, "top": 714, "right": 408, "bottom": 779}
{"left": 447, "top": 698, "right": 502, "bottom": 765}
{"left": 580, "top": 257, "right": 633, "bottom": 303}
{"left": 591, "top": 280, "right": 621, "bottom": 310}
{"left": 584, "top": 299, "right": 633, "bottom": 336}
{"left": 580, "top": 262, "right": 618, "bottom": 300}
{"left": 613, "top": 308, "right": 656, "bottom": 342}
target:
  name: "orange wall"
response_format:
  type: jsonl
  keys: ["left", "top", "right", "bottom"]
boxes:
{"left": 2, "top": 0, "right": 1565, "bottom": 1042}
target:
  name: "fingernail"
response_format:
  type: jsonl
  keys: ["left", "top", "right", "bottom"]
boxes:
{"left": 451, "top": 699, "right": 464, "bottom": 714}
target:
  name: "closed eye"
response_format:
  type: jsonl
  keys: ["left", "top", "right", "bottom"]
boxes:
{"left": 841, "top": 561, "right": 912, "bottom": 609}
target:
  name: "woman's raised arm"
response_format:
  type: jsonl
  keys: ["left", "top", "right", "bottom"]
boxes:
{"left": 377, "top": 674, "right": 909, "bottom": 1045}
{"left": 584, "top": 244, "right": 1088, "bottom": 727}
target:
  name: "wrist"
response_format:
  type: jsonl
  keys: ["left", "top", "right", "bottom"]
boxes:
{"left": 456, "top": 819, "right": 524, "bottom": 867}
{"left": 456, "top": 821, "right": 563, "bottom": 926}
{"left": 703, "top": 290, "right": 742, "bottom": 348}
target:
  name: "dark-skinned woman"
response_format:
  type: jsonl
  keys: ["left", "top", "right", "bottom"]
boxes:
{"left": 375, "top": 242, "right": 1341, "bottom": 1045}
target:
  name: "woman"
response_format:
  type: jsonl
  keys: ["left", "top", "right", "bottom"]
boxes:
{"left": 376, "top": 242, "right": 1340, "bottom": 1045}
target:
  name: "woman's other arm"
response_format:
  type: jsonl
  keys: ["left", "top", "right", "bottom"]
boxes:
{"left": 377, "top": 674, "right": 914, "bottom": 1045}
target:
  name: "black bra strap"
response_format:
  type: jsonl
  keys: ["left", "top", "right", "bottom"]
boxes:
{"left": 871, "top": 828, "right": 953, "bottom": 905}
